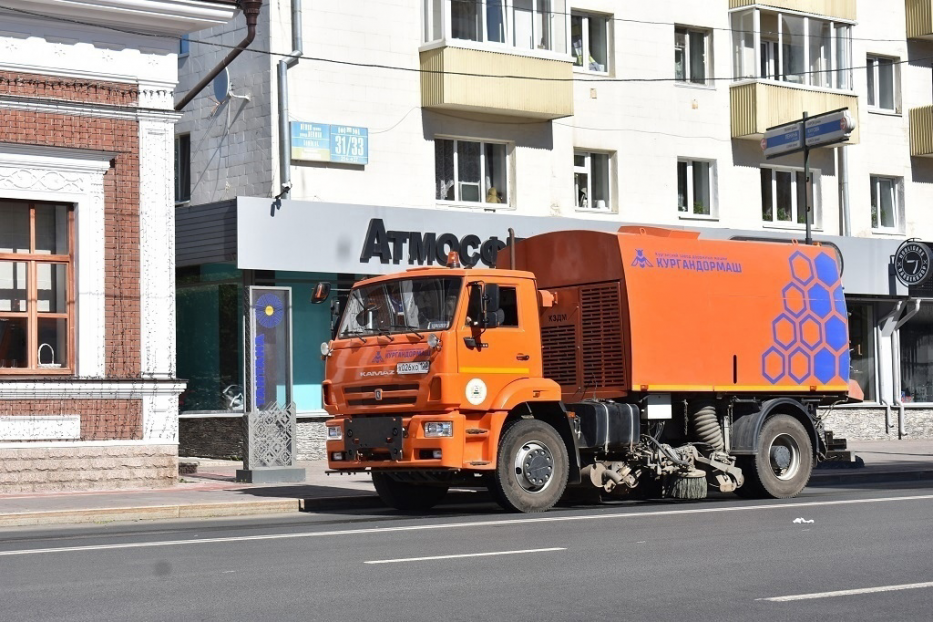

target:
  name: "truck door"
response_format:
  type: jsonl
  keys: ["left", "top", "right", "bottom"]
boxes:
{"left": 456, "top": 280, "right": 533, "bottom": 410}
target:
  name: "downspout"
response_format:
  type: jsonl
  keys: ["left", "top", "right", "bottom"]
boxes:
{"left": 174, "top": 0, "right": 264, "bottom": 112}
{"left": 838, "top": 146, "right": 851, "bottom": 236}
{"left": 277, "top": 0, "right": 303, "bottom": 199}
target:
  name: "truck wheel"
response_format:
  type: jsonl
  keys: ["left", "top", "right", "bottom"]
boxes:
{"left": 371, "top": 473, "right": 449, "bottom": 511}
{"left": 490, "top": 419, "right": 569, "bottom": 513}
{"left": 736, "top": 414, "right": 813, "bottom": 499}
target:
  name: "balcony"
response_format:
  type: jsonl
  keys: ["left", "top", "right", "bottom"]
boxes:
{"left": 730, "top": 81, "right": 860, "bottom": 144}
{"left": 419, "top": 46, "right": 573, "bottom": 119}
{"left": 907, "top": 0, "right": 933, "bottom": 39}
{"left": 419, "top": 0, "right": 574, "bottom": 119}
{"left": 728, "top": 0, "right": 856, "bottom": 20}
{"left": 910, "top": 106, "right": 933, "bottom": 156}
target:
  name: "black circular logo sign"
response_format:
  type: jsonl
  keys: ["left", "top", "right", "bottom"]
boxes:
{"left": 894, "top": 241, "right": 932, "bottom": 286}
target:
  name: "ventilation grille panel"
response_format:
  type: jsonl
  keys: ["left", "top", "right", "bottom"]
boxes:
{"left": 542, "top": 324, "right": 577, "bottom": 386}
{"left": 581, "top": 284, "right": 625, "bottom": 389}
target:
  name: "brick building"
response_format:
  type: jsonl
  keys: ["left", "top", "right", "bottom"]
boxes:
{"left": 0, "top": 0, "right": 238, "bottom": 492}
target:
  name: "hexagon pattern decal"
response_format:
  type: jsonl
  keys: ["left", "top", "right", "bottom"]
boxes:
{"left": 761, "top": 251, "right": 849, "bottom": 385}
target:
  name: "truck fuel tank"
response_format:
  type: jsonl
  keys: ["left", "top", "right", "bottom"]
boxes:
{"left": 572, "top": 401, "right": 639, "bottom": 451}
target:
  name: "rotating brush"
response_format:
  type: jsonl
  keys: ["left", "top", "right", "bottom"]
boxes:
{"left": 664, "top": 469, "right": 708, "bottom": 500}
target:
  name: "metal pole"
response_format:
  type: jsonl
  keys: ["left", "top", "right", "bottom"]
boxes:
{"left": 803, "top": 111, "right": 812, "bottom": 245}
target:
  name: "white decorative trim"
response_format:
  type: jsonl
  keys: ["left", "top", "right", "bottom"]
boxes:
{"left": 0, "top": 440, "right": 178, "bottom": 449}
{"left": 0, "top": 96, "right": 183, "bottom": 123}
{"left": 0, "top": 381, "right": 186, "bottom": 399}
{"left": 0, "top": 415, "right": 81, "bottom": 441}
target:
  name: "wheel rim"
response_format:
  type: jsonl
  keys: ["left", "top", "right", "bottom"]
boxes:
{"left": 514, "top": 441, "right": 554, "bottom": 493}
{"left": 768, "top": 433, "right": 801, "bottom": 481}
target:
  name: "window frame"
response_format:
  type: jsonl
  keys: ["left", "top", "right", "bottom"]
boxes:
{"left": 866, "top": 54, "right": 900, "bottom": 113}
{"left": 869, "top": 175, "right": 901, "bottom": 232}
{"left": 174, "top": 133, "right": 191, "bottom": 205}
{"left": 571, "top": 11, "right": 610, "bottom": 74}
{"left": 573, "top": 150, "right": 612, "bottom": 212}
{"left": 423, "top": 0, "right": 570, "bottom": 58}
{"left": 675, "top": 26, "right": 711, "bottom": 86}
{"left": 179, "top": 34, "right": 190, "bottom": 57}
{"left": 0, "top": 200, "right": 75, "bottom": 375}
{"left": 435, "top": 137, "right": 512, "bottom": 208}
{"left": 730, "top": 8, "right": 853, "bottom": 91}
{"left": 677, "top": 158, "right": 717, "bottom": 219}
{"left": 760, "top": 165, "right": 821, "bottom": 229}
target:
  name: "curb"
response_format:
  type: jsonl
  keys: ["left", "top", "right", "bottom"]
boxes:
{"left": 0, "top": 499, "right": 299, "bottom": 529}
{"left": 808, "top": 469, "right": 933, "bottom": 487}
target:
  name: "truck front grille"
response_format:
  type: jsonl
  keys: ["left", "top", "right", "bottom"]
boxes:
{"left": 344, "top": 383, "right": 419, "bottom": 407}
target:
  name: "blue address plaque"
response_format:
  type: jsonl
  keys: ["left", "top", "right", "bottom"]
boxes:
{"left": 290, "top": 122, "right": 368, "bottom": 165}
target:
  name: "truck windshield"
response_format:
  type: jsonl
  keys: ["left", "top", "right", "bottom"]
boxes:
{"left": 339, "top": 277, "right": 462, "bottom": 338}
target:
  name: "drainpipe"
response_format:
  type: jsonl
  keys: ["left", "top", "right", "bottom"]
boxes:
{"left": 838, "top": 146, "right": 851, "bottom": 236}
{"left": 174, "top": 0, "right": 264, "bottom": 112}
{"left": 277, "top": 0, "right": 303, "bottom": 199}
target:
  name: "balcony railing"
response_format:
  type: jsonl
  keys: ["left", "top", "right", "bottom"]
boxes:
{"left": 906, "top": 0, "right": 933, "bottom": 39}
{"left": 910, "top": 105, "right": 933, "bottom": 156}
{"left": 730, "top": 80, "right": 860, "bottom": 143}
{"left": 728, "top": 0, "right": 856, "bottom": 21}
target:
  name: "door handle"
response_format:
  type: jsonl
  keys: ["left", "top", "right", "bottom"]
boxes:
{"left": 516, "top": 353, "right": 530, "bottom": 361}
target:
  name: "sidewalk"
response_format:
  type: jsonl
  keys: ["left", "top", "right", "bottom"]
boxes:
{"left": 1, "top": 439, "right": 931, "bottom": 529}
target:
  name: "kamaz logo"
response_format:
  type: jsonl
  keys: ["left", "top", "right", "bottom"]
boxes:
{"left": 631, "top": 249, "right": 653, "bottom": 268}
{"left": 361, "top": 370, "right": 394, "bottom": 377}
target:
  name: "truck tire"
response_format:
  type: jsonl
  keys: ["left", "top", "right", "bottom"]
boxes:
{"left": 371, "top": 473, "right": 449, "bottom": 511}
{"left": 490, "top": 419, "right": 569, "bottom": 513}
{"left": 735, "top": 414, "right": 813, "bottom": 499}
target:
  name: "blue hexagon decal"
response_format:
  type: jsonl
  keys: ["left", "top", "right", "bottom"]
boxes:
{"left": 826, "top": 316, "right": 847, "bottom": 352}
{"left": 799, "top": 314, "right": 823, "bottom": 350}
{"left": 773, "top": 314, "right": 797, "bottom": 350}
{"left": 788, "top": 347, "right": 811, "bottom": 384}
{"left": 763, "top": 347, "right": 786, "bottom": 383}
{"left": 832, "top": 285, "right": 846, "bottom": 316}
{"left": 839, "top": 349, "right": 850, "bottom": 381}
{"left": 815, "top": 252, "right": 839, "bottom": 287}
{"left": 782, "top": 283, "right": 807, "bottom": 317}
{"left": 789, "top": 251, "right": 814, "bottom": 285}
{"left": 808, "top": 283, "right": 832, "bottom": 318}
{"left": 814, "top": 348, "right": 836, "bottom": 384}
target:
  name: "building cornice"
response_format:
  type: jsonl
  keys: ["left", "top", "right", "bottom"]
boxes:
{"left": 0, "top": 0, "right": 239, "bottom": 37}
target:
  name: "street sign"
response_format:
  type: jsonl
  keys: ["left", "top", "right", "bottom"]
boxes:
{"left": 761, "top": 123, "right": 803, "bottom": 158}
{"left": 805, "top": 110, "right": 855, "bottom": 148}
{"left": 290, "top": 122, "right": 369, "bottom": 165}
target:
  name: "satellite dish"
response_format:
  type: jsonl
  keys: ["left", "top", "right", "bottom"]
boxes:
{"left": 212, "top": 67, "right": 230, "bottom": 102}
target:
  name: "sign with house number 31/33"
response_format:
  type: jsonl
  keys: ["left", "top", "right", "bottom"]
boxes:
{"left": 290, "top": 122, "right": 368, "bottom": 165}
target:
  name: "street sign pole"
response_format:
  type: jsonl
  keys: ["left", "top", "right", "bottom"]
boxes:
{"left": 803, "top": 111, "right": 812, "bottom": 245}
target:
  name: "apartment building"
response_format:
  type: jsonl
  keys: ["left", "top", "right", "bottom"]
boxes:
{"left": 175, "top": 0, "right": 933, "bottom": 456}
{"left": 0, "top": 0, "right": 238, "bottom": 492}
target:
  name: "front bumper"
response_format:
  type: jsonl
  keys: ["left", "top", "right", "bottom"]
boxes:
{"left": 326, "top": 411, "right": 499, "bottom": 471}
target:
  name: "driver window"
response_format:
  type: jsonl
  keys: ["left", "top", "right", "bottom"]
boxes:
{"left": 464, "top": 284, "right": 519, "bottom": 327}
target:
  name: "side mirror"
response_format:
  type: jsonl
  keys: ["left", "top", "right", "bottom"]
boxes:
{"left": 311, "top": 282, "right": 331, "bottom": 304}
{"left": 481, "top": 283, "right": 501, "bottom": 328}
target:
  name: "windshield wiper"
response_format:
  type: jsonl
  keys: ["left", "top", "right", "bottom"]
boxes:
{"left": 342, "top": 330, "right": 368, "bottom": 343}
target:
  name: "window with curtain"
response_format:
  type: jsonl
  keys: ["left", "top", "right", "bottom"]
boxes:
{"left": 675, "top": 27, "right": 710, "bottom": 85}
{"left": 678, "top": 159, "right": 714, "bottom": 217}
{"left": 435, "top": 138, "right": 509, "bottom": 206}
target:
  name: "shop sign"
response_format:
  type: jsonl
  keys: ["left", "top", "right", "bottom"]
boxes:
{"left": 893, "top": 240, "right": 932, "bottom": 287}
{"left": 290, "top": 122, "right": 368, "bottom": 165}
{"left": 359, "top": 218, "right": 507, "bottom": 268}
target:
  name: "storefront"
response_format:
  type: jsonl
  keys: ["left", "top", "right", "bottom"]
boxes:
{"left": 174, "top": 197, "right": 932, "bottom": 459}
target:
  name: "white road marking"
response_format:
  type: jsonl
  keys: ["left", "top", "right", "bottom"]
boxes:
{"left": 0, "top": 493, "right": 931, "bottom": 557}
{"left": 365, "top": 547, "right": 565, "bottom": 565}
{"left": 759, "top": 581, "right": 933, "bottom": 602}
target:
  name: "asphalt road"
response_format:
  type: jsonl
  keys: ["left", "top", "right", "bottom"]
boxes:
{"left": 1, "top": 482, "right": 932, "bottom": 622}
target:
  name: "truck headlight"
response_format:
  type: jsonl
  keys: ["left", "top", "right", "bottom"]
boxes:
{"left": 327, "top": 426, "right": 343, "bottom": 441}
{"left": 320, "top": 341, "right": 332, "bottom": 357}
{"left": 423, "top": 421, "right": 453, "bottom": 437}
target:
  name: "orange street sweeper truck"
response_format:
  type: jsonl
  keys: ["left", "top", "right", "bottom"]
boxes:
{"left": 316, "top": 226, "right": 856, "bottom": 512}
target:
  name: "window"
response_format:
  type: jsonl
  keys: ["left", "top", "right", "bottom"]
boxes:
{"left": 175, "top": 134, "right": 190, "bottom": 204}
{"left": 867, "top": 55, "right": 898, "bottom": 112}
{"left": 426, "top": 0, "right": 568, "bottom": 54}
{"left": 675, "top": 27, "right": 709, "bottom": 85}
{"left": 761, "top": 166, "right": 818, "bottom": 226}
{"left": 574, "top": 151, "right": 610, "bottom": 210}
{"left": 180, "top": 34, "right": 190, "bottom": 56}
{"left": 900, "top": 304, "right": 933, "bottom": 403}
{"left": 731, "top": 9, "right": 852, "bottom": 89}
{"left": 0, "top": 200, "right": 73, "bottom": 373}
{"left": 436, "top": 138, "right": 509, "bottom": 206}
{"left": 466, "top": 284, "right": 518, "bottom": 327}
{"left": 848, "top": 302, "right": 876, "bottom": 402}
{"left": 571, "top": 13, "right": 608, "bottom": 73}
{"left": 870, "top": 175, "right": 900, "bottom": 231}
{"left": 678, "top": 159, "right": 714, "bottom": 217}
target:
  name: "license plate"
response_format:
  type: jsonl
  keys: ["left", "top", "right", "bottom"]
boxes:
{"left": 397, "top": 361, "right": 429, "bottom": 374}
